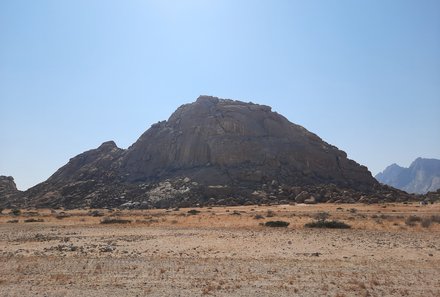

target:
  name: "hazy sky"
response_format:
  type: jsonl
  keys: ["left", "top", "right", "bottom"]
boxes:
{"left": 1, "top": 0, "right": 439, "bottom": 190}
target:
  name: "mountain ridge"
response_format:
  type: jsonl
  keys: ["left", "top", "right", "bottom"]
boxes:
{"left": 375, "top": 158, "right": 440, "bottom": 194}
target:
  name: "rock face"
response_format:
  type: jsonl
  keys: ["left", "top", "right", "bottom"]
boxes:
{"left": 1, "top": 96, "right": 418, "bottom": 209}
{"left": 376, "top": 158, "right": 440, "bottom": 194}
{"left": 0, "top": 176, "right": 20, "bottom": 204}
{"left": 121, "top": 96, "right": 376, "bottom": 190}
{"left": 21, "top": 141, "right": 125, "bottom": 208}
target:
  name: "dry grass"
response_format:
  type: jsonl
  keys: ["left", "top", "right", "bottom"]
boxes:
{"left": 0, "top": 202, "right": 439, "bottom": 296}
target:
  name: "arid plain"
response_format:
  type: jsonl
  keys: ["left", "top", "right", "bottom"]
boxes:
{"left": 1, "top": 203, "right": 439, "bottom": 297}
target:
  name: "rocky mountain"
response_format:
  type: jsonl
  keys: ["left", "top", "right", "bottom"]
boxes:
{"left": 1, "top": 96, "right": 416, "bottom": 209}
{"left": 376, "top": 158, "right": 440, "bottom": 194}
{"left": 120, "top": 96, "right": 376, "bottom": 189}
{"left": 0, "top": 176, "right": 21, "bottom": 206}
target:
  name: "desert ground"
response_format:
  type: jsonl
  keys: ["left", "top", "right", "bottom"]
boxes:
{"left": 0, "top": 203, "right": 439, "bottom": 297}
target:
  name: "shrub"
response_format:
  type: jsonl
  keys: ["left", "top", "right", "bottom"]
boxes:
{"left": 266, "top": 210, "right": 275, "bottom": 217}
{"left": 421, "top": 218, "right": 432, "bottom": 228}
{"left": 305, "top": 220, "right": 351, "bottom": 229}
{"left": 88, "top": 210, "right": 104, "bottom": 217}
{"left": 405, "top": 215, "right": 422, "bottom": 226}
{"left": 7, "top": 219, "right": 19, "bottom": 223}
{"left": 431, "top": 215, "right": 440, "bottom": 224}
{"left": 254, "top": 214, "right": 264, "bottom": 220}
{"left": 55, "top": 212, "right": 71, "bottom": 219}
{"left": 314, "top": 212, "right": 330, "bottom": 221}
{"left": 10, "top": 209, "right": 21, "bottom": 216}
{"left": 265, "top": 221, "right": 290, "bottom": 228}
{"left": 100, "top": 217, "right": 131, "bottom": 224}
{"left": 187, "top": 209, "right": 201, "bottom": 215}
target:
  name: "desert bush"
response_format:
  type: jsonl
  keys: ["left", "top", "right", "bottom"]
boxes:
{"left": 265, "top": 221, "right": 290, "bottom": 228}
{"left": 100, "top": 217, "right": 131, "bottom": 224}
{"left": 431, "top": 215, "right": 440, "bottom": 224}
{"left": 230, "top": 210, "right": 241, "bottom": 216}
{"left": 24, "top": 218, "right": 44, "bottom": 223}
{"left": 305, "top": 220, "right": 351, "bottom": 229}
{"left": 55, "top": 212, "right": 71, "bottom": 219}
{"left": 407, "top": 215, "right": 422, "bottom": 222}
{"left": 254, "top": 214, "right": 264, "bottom": 220}
{"left": 266, "top": 210, "right": 275, "bottom": 217}
{"left": 421, "top": 218, "right": 432, "bottom": 228}
{"left": 405, "top": 215, "right": 422, "bottom": 226}
{"left": 89, "top": 210, "right": 104, "bottom": 217}
{"left": 7, "top": 219, "right": 19, "bottom": 223}
{"left": 187, "top": 209, "right": 201, "bottom": 215}
{"left": 314, "top": 212, "right": 330, "bottom": 221}
{"left": 23, "top": 211, "right": 39, "bottom": 217}
{"left": 0, "top": 208, "right": 4, "bottom": 214}
{"left": 10, "top": 209, "right": 21, "bottom": 216}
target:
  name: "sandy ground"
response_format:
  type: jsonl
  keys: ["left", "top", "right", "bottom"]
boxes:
{"left": 0, "top": 203, "right": 439, "bottom": 296}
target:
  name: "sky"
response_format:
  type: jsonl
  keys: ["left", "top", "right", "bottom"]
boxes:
{"left": 1, "top": 0, "right": 439, "bottom": 190}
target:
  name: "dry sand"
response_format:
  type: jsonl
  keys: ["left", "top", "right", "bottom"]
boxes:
{"left": 0, "top": 203, "right": 439, "bottom": 296}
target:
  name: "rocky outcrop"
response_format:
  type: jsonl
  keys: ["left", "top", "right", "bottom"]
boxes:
{"left": 121, "top": 96, "right": 377, "bottom": 191}
{"left": 0, "top": 176, "right": 20, "bottom": 206}
{"left": 21, "top": 141, "right": 125, "bottom": 208}
{"left": 1, "top": 96, "right": 420, "bottom": 209}
{"left": 376, "top": 158, "right": 440, "bottom": 194}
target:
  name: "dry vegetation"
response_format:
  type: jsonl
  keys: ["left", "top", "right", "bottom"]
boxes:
{"left": 0, "top": 202, "right": 439, "bottom": 296}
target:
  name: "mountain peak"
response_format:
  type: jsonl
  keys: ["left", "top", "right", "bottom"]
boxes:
{"left": 196, "top": 95, "right": 220, "bottom": 104}
{"left": 4, "top": 96, "right": 385, "bottom": 208}
{"left": 376, "top": 158, "right": 440, "bottom": 194}
{"left": 98, "top": 141, "right": 118, "bottom": 151}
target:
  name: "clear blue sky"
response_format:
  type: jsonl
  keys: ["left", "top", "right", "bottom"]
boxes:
{"left": 1, "top": 0, "right": 439, "bottom": 190}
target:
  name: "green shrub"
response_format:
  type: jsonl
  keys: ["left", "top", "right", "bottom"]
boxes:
{"left": 187, "top": 209, "right": 201, "bottom": 215}
{"left": 305, "top": 220, "right": 351, "bottom": 229}
{"left": 10, "top": 209, "right": 21, "bottom": 216}
{"left": 265, "top": 221, "right": 290, "bottom": 228}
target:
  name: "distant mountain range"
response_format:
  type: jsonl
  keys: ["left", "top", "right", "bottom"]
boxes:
{"left": 375, "top": 158, "right": 440, "bottom": 194}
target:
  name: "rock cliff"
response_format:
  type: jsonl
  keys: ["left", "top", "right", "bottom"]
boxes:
{"left": 121, "top": 96, "right": 376, "bottom": 190}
